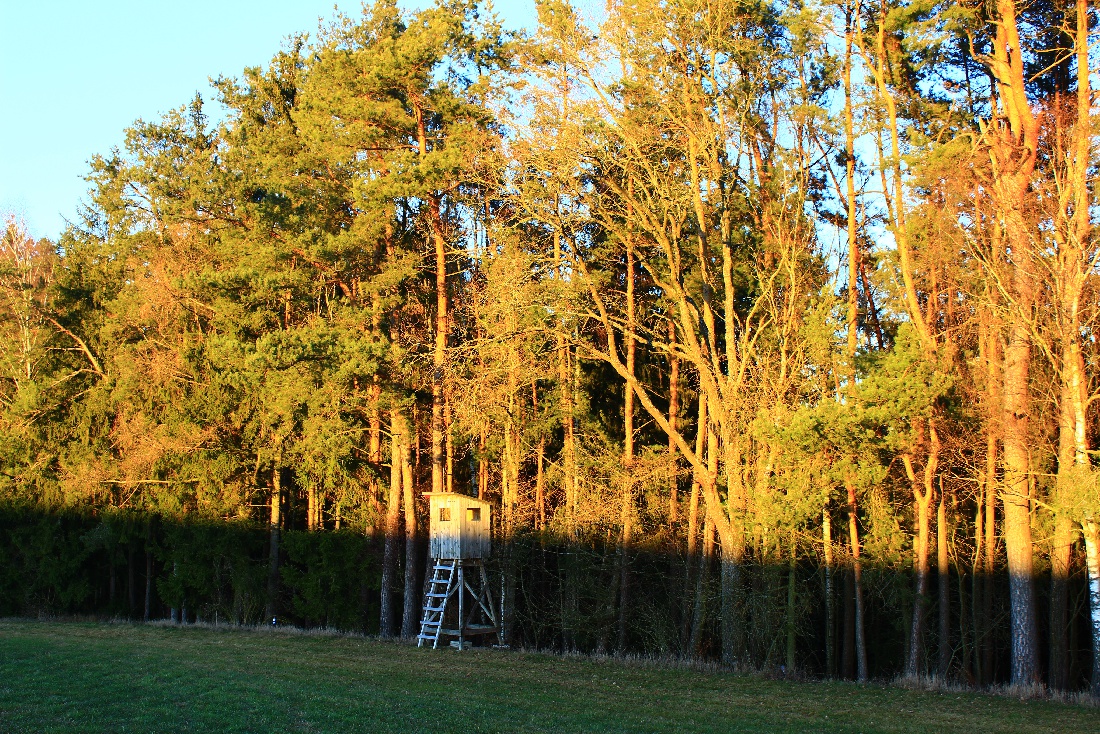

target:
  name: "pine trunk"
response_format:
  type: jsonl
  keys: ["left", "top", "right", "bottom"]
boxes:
{"left": 379, "top": 412, "right": 404, "bottom": 638}
{"left": 848, "top": 480, "right": 868, "bottom": 682}
{"left": 265, "top": 465, "right": 282, "bottom": 623}
{"left": 400, "top": 423, "right": 418, "bottom": 640}
{"left": 1003, "top": 309, "right": 1038, "bottom": 686}
{"left": 668, "top": 322, "right": 680, "bottom": 525}
{"left": 786, "top": 536, "right": 797, "bottom": 674}
{"left": 824, "top": 509, "right": 835, "bottom": 677}
{"left": 938, "top": 492, "right": 950, "bottom": 679}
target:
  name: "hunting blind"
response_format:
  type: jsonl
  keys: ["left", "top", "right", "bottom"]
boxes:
{"left": 417, "top": 492, "right": 500, "bottom": 650}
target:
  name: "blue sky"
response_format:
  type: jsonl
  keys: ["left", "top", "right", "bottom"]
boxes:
{"left": 0, "top": 1, "right": 536, "bottom": 240}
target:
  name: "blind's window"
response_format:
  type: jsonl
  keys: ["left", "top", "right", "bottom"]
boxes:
{"left": 466, "top": 507, "right": 481, "bottom": 522}
{"left": 439, "top": 507, "right": 451, "bottom": 521}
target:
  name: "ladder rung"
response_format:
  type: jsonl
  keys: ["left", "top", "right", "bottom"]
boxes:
{"left": 424, "top": 605, "right": 445, "bottom": 613}
{"left": 426, "top": 592, "right": 448, "bottom": 598}
{"left": 417, "top": 634, "right": 437, "bottom": 641}
{"left": 434, "top": 564, "right": 456, "bottom": 571}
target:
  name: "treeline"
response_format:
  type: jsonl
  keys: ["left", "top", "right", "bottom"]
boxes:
{"left": 1, "top": 0, "right": 1098, "bottom": 693}
{"left": 0, "top": 501, "right": 1050, "bottom": 681}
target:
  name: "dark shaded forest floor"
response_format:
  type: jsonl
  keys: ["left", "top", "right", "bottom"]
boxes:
{"left": 0, "top": 619, "right": 1093, "bottom": 733}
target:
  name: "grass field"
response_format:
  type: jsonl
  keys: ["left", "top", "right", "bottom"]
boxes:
{"left": 0, "top": 620, "right": 1093, "bottom": 733}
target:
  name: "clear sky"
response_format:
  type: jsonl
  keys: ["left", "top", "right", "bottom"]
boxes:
{"left": 0, "top": 1, "right": 537, "bottom": 240}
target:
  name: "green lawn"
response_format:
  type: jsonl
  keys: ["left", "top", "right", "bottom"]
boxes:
{"left": 0, "top": 620, "right": 1092, "bottom": 733}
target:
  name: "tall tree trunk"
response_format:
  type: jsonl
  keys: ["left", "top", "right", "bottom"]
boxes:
{"left": 938, "top": 487, "right": 950, "bottom": 679}
{"left": 983, "top": 319, "right": 1001, "bottom": 685}
{"left": 369, "top": 376, "right": 382, "bottom": 468}
{"left": 1056, "top": 1, "right": 1094, "bottom": 691}
{"left": 668, "top": 320, "right": 680, "bottom": 525}
{"left": 842, "top": 565, "right": 855, "bottom": 678}
{"left": 681, "top": 391, "right": 706, "bottom": 651}
{"left": 1051, "top": 362, "right": 1080, "bottom": 690}
{"left": 1002, "top": 306, "right": 1038, "bottom": 686}
{"left": 904, "top": 453, "right": 933, "bottom": 679}
{"left": 555, "top": 229, "right": 578, "bottom": 531}
{"left": 786, "top": 534, "right": 798, "bottom": 674}
{"left": 380, "top": 411, "right": 404, "bottom": 638}
{"left": 307, "top": 481, "right": 317, "bottom": 532}
{"left": 843, "top": 0, "right": 860, "bottom": 385}
{"left": 1049, "top": 514, "right": 1074, "bottom": 691}
{"left": 845, "top": 7, "right": 870, "bottom": 684}
{"left": 415, "top": 102, "right": 448, "bottom": 499}
{"left": 400, "top": 421, "right": 419, "bottom": 640}
{"left": 847, "top": 480, "right": 868, "bottom": 681}
{"left": 534, "top": 376, "right": 545, "bottom": 531}
{"left": 824, "top": 508, "right": 836, "bottom": 677}
{"left": 265, "top": 464, "right": 282, "bottom": 623}
{"left": 617, "top": 232, "right": 636, "bottom": 653}
{"left": 990, "top": 0, "right": 1040, "bottom": 687}
{"left": 905, "top": 423, "right": 939, "bottom": 679}
{"left": 690, "top": 516, "right": 714, "bottom": 655}
{"left": 501, "top": 386, "right": 520, "bottom": 646}
{"left": 536, "top": 436, "right": 546, "bottom": 532}
{"left": 973, "top": 322, "right": 988, "bottom": 683}
{"left": 478, "top": 425, "right": 488, "bottom": 500}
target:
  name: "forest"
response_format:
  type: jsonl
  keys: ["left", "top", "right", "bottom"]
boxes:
{"left": 1, "top": 0, "right": 1098, "bottom": 695}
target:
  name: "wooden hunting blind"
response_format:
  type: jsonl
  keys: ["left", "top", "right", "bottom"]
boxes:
{"left": 417, "top": 492, "right": 500, "bottom": 650}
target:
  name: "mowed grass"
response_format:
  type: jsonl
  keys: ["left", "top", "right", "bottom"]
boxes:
{"left": 0, "top": 620, "right": 1092, "bottom": 734}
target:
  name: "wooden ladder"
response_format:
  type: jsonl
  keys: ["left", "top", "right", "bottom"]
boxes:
{"left": 417, "top": 559, "right": 458, "bottom": 648}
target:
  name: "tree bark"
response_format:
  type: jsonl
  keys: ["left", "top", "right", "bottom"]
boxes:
{"left": 617, "top": 230, "right": 636, "bottom": 653}
{"left": 690, "top": 516, "right": 714, "bottom": 655}
{"left": 904, "top": 449, "right": 935, "bottom": 679}
{"left": 400, "top": 419, "right": 419, "bottom": 640}
{"left": 415, "top": 101, "right": 448, "bottom": 499}
{"left": 938, "top": 488, "right": 950, "bottom": 679}
{"left": 265, "top": 464, "right": 282, "bottom": 623}
{"left": 842, "top": 565, "right": 855, "bottom": 678}
{"left": 843, "top": 0, "right": 860, "bottom": 382}
{"left": 982, "top": 317, "right": 1001, "bottom": 685}
{"left": 786, "top": 534, "right": 798, "bottom": 674}
{"left": 668, "top": 319, "right": 680, "bottom": 525}
{"left": 847, "top": 480, "right": 868, "bottom": 681}
{"left": 824, "top": 508, "right": 835, "bottom": 677}
{"left": 1049, "top": 513, "right": 1075, "bottom": 690}
{"left": 1047, "top": 0, "right": 1091, "bottom": 691}
{"left": 988, "top": 0, "right": 1040, "bottom": 687}
{"left": 380, "top": 411, "right": 404, "bottom": 638}
{"left": 1002, "top": 306, "right": 1038, "bottom": 686}
{"left": 554, "top": 229, "right": 578, "bottom": 531}
{"left": 681, "top": 391, "right": 706, "bottom": 651}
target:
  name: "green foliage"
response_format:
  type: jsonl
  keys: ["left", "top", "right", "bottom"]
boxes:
{"left": 2, "top": 0, "right": 1098, "bottom": 690}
